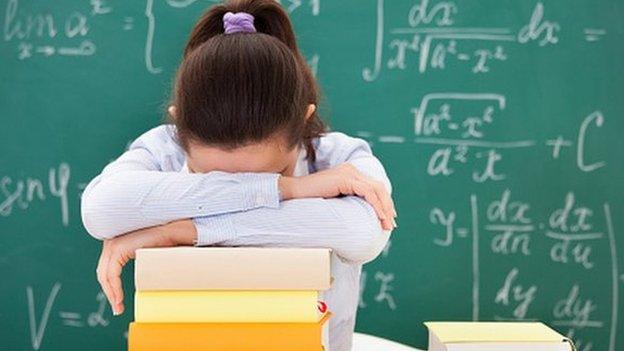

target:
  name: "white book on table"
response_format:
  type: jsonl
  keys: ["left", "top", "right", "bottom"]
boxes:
{"left": 425, "top": 322, "right": 575, "bottom": 351}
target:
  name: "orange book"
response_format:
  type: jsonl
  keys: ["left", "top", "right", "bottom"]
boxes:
{"left": 128, "top": 313, "right": 331, "bottom": 351}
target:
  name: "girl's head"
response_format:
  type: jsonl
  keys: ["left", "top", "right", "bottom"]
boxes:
{"left": 168, "top": 0, "right": 326, "bottom": 175}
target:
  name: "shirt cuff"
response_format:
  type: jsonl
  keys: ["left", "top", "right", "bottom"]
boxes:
{"left": 242, "top": 173, "right": 281, "bottom": 210}
{"left": 193, "top": 215, "right": 237, "bottom": 246}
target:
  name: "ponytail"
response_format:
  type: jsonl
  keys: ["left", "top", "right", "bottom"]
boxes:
{"left": 173, "top": 0, "right": 326, "bottom": 161}
{"left": 184, "top": 0, "right": 299, "bottom": 56}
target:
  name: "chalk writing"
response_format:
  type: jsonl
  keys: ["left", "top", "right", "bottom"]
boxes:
{"left": 277, "top": 0, "right": 321, "bottom": 15}
{"left": 361, "top": 231, "right": 396, "bottom": 311}
{"left": 576, "top": 111, "right": 606, "bottom": 172}
{"left": 58, "top": 292, "right": 110, "bottom": 328}
{"left": 545, "top": 111, "right": 607, "bottom": 173}
{"left": 428, "top": 192, "right": 620, "bottom": 350}
{"left": 363, "top": 1, "right": 561, "bottom": 79}
{"left": 90, "top": 0, "right": 112, "bottom": 16}
{"left": 24, "top": 284, "right": 114, "bottom": 349}
{"left": 584, "top": 28, "right": 606, "bottom": 42}
{"left": 27, "top": 283, "right": 61, "bottom": 350}
{"left": 547, "top": 193, "right": 598, "bottom": 269}
{"left": 495, "top": 268, "right": 537, "bottom": 319}
{"left": 431, "top": 207, "right": 465, "bottom": 246}
{"left": 3, "top": 0, "right": 97, "bottom": 60}
{"left": 567, "top": 330, "right": 594, "bottom": 351}
{"left": 374, "top": 271, "right": 397, "bottom": 310}
{"left": 358, "top": 96, "right": 609, "bottom": 183}
{"left": 553, "top": 285, "right": 600, "bottom": 328}
{"left": 1, "top": 163, "right": 71, "bottom": 226}
{"left": 411, "top": 93, "right": 530, "bottom": 182}
{"left": 486, "top": 190, "right": 533, "bottom": 256}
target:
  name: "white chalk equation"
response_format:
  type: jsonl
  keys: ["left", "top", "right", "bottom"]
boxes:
{"left": 431, "top": 190, "right": 606, "bottom": 269}
{"left": 363, "top": 0, "right": 605, "bottom": 80}
{"left": 2, "top": 0, "right": 319, "bottom": 73}
{"left": 356, "top": 93, "right": 607, "bottom": 182}
{"left": 26, "top": 283, "right": 112, "bottom": 350}
{"left": 0, "top": 163, "right": 96, "bottom": 227}
{"left": 4, "top": 0, "right": 100, "bottom": 60}
{"left": 59, "top": 292, "right": 109, "bottom": 328}
{"left": 359, "top": 239, "right": 397, "bottom": 311}
{"left": 428, "top": 192, "right": 620, "bottom": 351}
{"left": 276, "top": 0, "right": 320, "bottom": 16}
{"left": 0, "top": 163, "right": 71, "bottom": 226}
{"left": 547, "top": 111, "right": 607, "bottom": 173}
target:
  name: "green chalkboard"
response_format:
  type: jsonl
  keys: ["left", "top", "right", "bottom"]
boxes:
{"left": 1, "top": 0, "right": 623, "bottom": 350}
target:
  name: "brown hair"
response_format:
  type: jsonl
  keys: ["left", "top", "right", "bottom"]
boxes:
{"left": 168, "top": 0, "right": 326, "bottom": 161}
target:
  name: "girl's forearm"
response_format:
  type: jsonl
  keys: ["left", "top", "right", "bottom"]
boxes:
{"left": 81, "top": 162, "right": 280, "bottom": 240}
{"left": 192, "top": 196, "right": 391, "bottom": 265}
{"left": 167, "top": 219, "right": 199, "bottom": 246}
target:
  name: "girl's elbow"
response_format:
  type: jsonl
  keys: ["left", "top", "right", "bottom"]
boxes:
{"left": 80, "top": 181, "right": 121, "bottom": 240}
{"left": 81, "top": 196, "right": 112, "bottom": 240}
{"left": 359, "top": 226, "right": 391, "bottom": 264}
{"left": 81, "top": 211, "right": 106, "bottom": 240}
{"left": 340, "top": 221, "right": 391, "bottom": 265}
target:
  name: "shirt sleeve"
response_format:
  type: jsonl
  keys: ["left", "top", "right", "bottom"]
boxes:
{"left": 193, "top": 132, "right": 393, "bottom": 265}
{"left": 80, "top": 125, "right": 281, "bottom": 240}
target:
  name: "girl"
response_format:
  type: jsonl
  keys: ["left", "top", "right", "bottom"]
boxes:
{"left": 81, "top": 1, "right": 396, "bottom": 350}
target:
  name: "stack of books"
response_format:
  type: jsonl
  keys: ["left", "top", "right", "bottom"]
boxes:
{"left": 128, "top": 247, "right": 332, "bottom": 351}
{"left": 425, "top": 322, "right": 576, "bottom": 351}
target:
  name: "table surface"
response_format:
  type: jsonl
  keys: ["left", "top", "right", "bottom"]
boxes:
{"left": 352, "top": 332, "right": 423, "bottom": 351}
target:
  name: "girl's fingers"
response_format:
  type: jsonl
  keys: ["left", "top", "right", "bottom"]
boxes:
{"left": 107, "top": 254, "right": 126, "bottom": 315}
{"left": 345, "top": 166, "right": 396, "bottom": 223}
{"left": 358, "top": 177, "right": 395, "bottom": 230}
{"left": 380, "top": 218, "right": 393, "bottom": 231}
{"left": 352, "top": 180, "right": 390, "bottom": 229}
{"left": 370, "top": 181, "right": 395, "bottom": 223}
{"left": 96, "top": 251, "right": 116, "bottom": 314}
{"left": 353, "top": 180, "right": 385, "bottom": 218}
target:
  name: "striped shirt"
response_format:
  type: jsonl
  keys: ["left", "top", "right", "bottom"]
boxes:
{"left": 81, "top": 125, "right": 393, "bottom": 351}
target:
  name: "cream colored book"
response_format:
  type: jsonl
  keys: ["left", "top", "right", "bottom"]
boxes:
{"left": 134, "top": 247, "right": 331, "bottom": 291}
{"left": 134, "top": 290, "right": 323, "bottom": 323}
{"left": 425, "top": 322, "right": 575, "bottom": 351}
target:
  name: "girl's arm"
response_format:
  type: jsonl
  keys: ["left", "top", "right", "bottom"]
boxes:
{"left": 82, "top": 126, "right": 394, "bottom": 264}
{"left": 93, "top": 132, "right": 394, "bottom": 315}
{"left": 195, "top": 193, "right": 391, "bottom": 266}
{"left": 192, "top": 133, "right": 394, "bottom": 265}
{"left": 82, "top": 127, "right": 394, "bottom": 243}
{"left": 81, "top": 125, "right": 282, "bottom": 239}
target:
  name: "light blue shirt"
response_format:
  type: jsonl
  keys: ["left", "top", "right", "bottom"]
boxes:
{"left": 81, "top": 125, "right": 393, "bottom": 351}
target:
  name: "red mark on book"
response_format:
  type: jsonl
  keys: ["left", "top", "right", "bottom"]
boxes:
{"left": 317, "top": 301, "right": 327, "bottom": 313}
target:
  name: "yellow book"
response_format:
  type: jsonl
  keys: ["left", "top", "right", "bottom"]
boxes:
{"left": 425, "top": 322, "right": 575, "bottom": 351}
{"left": 135, "top": 290, "right": 321, "bottom": 323}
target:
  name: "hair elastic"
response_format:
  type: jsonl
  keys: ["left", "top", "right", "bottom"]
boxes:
{"left": 223, "top": 11, "right": 256, "bottom": 34}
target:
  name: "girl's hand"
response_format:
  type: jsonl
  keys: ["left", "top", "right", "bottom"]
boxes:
{"left": 96, "top": 220, "right": 197, "bottom": 315}
{"left": 279, "top": 164, "right": 397, "bottom": 230}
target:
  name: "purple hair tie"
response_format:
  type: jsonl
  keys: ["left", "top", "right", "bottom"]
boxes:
{"left": 223, "top": 11, "right": 256, "bottom": 34}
